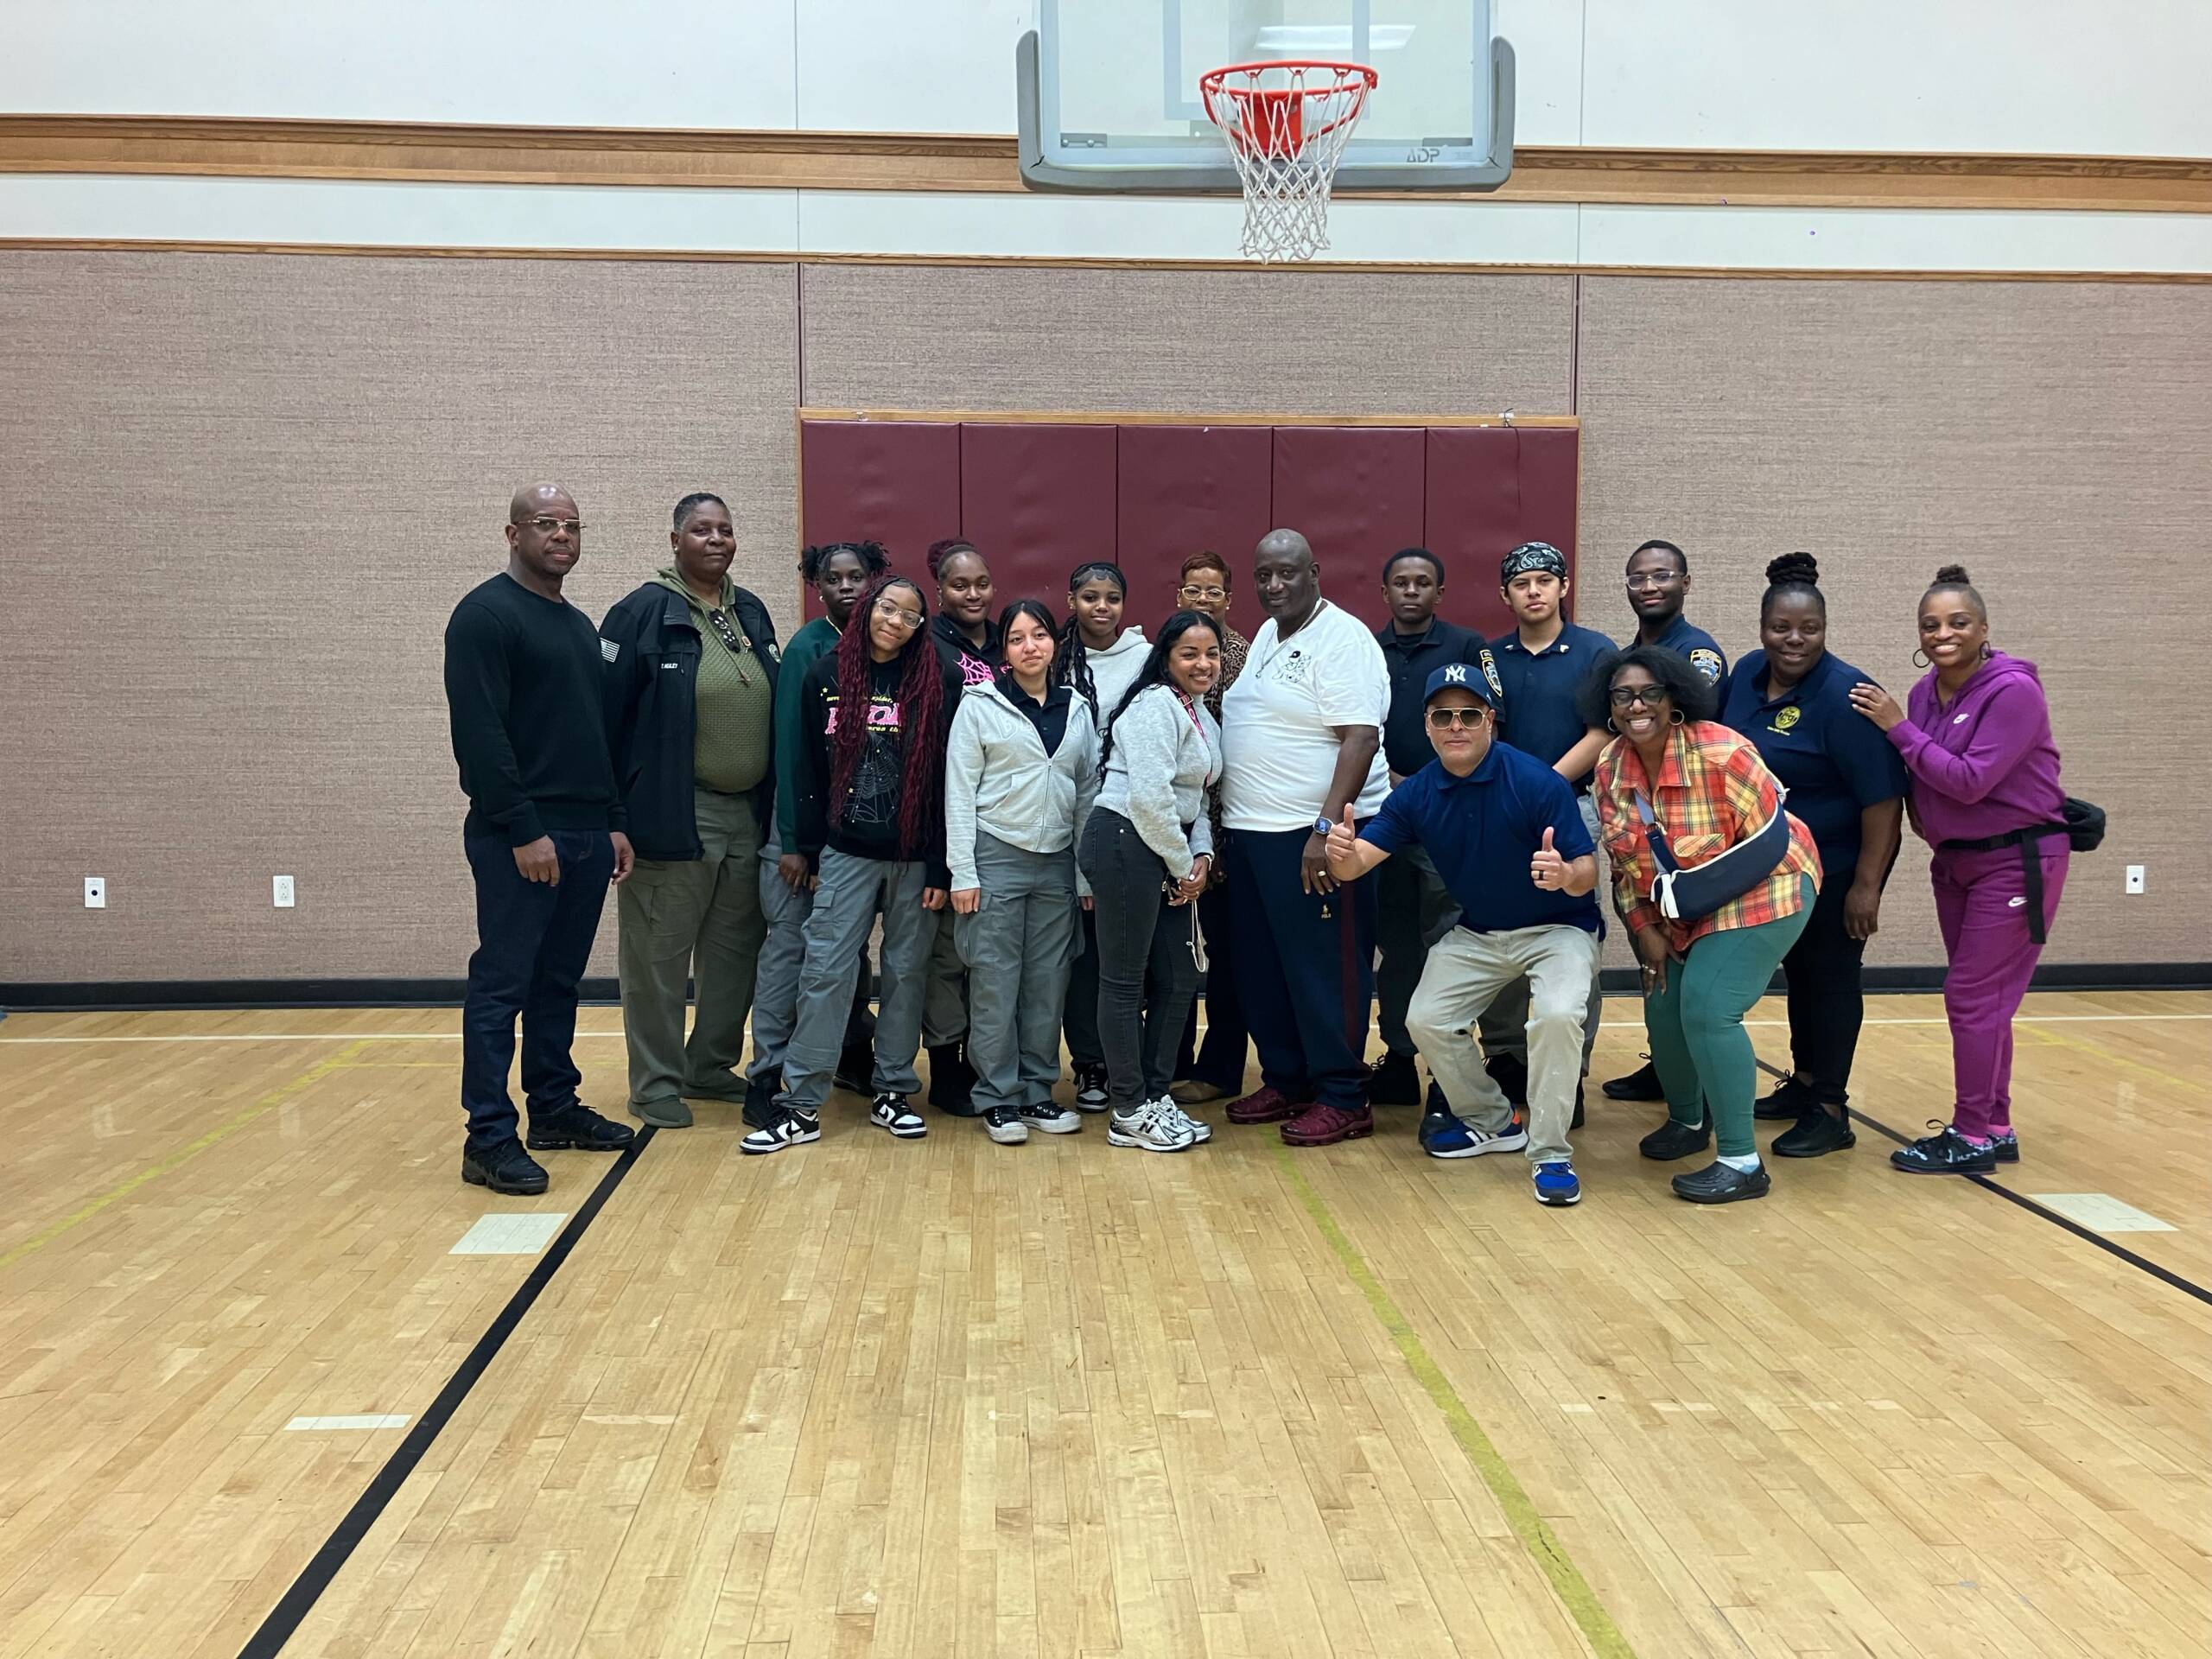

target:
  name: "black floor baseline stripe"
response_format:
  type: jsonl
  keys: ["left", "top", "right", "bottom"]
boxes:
{"left": 1751, "top": 1058, "right": 2212, "bottom": 1309}
{"left": 238, "top": 1128, "right": 658, "bottom": 1659}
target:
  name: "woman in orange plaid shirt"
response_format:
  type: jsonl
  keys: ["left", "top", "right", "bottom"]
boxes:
{"left": 1586, "top": 647, "right": 1823, "bottom": 1205}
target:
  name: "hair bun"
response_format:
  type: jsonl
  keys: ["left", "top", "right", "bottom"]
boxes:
{"left": 1933, "top": 563, "right": 1972, "bottom": 586}
{"left": 1765, "top": 550, "right": 1820, "bottom": 587}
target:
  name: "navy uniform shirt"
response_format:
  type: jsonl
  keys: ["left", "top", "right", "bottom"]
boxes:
{"left": 1719, "top": 648, "right": 1907, "bottom": 868}
{"left": 1487, "top": 621, "right": 1618, "bottom": 789}
{"left": 1376, "top": 617, "right": 1504, "bottom": 776}
{"left": 1641, "top": 613, "right": 1728, "bottom": 686}
{"left": 1365, "top": 741, "right": 1603, "bottom": 935}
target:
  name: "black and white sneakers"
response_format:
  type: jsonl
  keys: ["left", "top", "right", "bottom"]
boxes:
{"left": 869, "top": 1093, "right": 928, "bottom": 1139}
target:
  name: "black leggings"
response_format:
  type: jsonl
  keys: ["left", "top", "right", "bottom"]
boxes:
{"left": 1780, "top": 865, "right": 1868, "bottom": 1107}
{"left": 1078, "top": 808, "right": 1200, "bottom": 1109}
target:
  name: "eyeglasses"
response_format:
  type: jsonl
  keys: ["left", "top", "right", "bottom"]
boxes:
{"left": 1179, "top": 584, "right": 1228, "bottom": 601}
{"left": 1426, "top": 707, "right": 1490, "bottom": 730}
{"left": 1624, "top": 572, "right": 1681, "bottom": 590}
{"left": 1608, "top": 684, "right": 1669, "bottom": 708}
{"left": 874, "top": 600, "right": 925, "bottom": 631}
{"left": 522, "top": 517, "right": 585, "bottom": 535}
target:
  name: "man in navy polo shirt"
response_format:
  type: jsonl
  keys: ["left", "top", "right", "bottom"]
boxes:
{"left": 1325, "top": 664, "right": 1602, "bottom": 1207}
{"left": 1369, "top": 546, "right": 1504, "bottom": 1107}
{"left": 1605, "top": 537, "right": 1727, "bottom": 1103}
{"left": 1482, "top": 542, "right": 1615, "bottom": 1113}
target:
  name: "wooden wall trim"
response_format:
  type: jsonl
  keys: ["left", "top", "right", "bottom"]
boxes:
{"left": 4, "top": 115, "right": 2210, "bottom": 213}
{"left": 798, "top": 407, "right": 1578, "bottom": 429}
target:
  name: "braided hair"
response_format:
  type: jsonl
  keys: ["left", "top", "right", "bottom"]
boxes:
{"left": 1760, "top": 550, "right": 1825, "bottom": 620}
{"left": 1055, "top": 559, "right": 1128, "bottom": 719}
{"left": 829, "top": 575, "right": 945, "bottom": 862}
{"left": 1096, "top": 610, "right": 1219, "bottom": 779}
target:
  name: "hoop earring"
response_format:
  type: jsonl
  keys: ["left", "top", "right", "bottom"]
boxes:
{"left": 1979, "top": 641, "right": 1993, "bottom": 660}
{"left": 1911, "top": 648, "right": 1930, "bottom": 669}
{"left": 1605, "top": 717, "right": 1618, "bottom": 734}
{"left": 1669, "top": 710, "right": 1687, "bottom": 727}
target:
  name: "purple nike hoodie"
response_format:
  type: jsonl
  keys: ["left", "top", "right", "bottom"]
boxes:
{"left": 1886, "top": 651, "right": 2064, "bottom": 846}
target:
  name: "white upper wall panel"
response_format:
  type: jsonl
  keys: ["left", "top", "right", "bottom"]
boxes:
{"left": 0, "top": 1, "right": 799, "bottom": 127}
{"left": 1580, "top": 0, "right": 2211, "bottom": 156}
{"left": 797, "top": 1, "right": 1033, "bottom": 132}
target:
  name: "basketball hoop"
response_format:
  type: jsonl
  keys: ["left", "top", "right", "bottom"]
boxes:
{"left": 1200, "top": 60, "right": 1378, "bottom": 264}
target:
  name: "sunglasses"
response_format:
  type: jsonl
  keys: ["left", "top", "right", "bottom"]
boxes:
{"left": 1426, "top": 707, "right": 1490, "bottom": 730}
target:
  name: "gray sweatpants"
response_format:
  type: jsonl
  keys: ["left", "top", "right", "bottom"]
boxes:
{"left": 777, "top": 848, "right": 935, "bottom": 1112}
{"left": 1477, "top": 794, "right": 1605, "bottom": 1074}
{"left": 954, "top": 833, "right": 1080, "bottom": 1114}
{"left": 750, "top": 848, "right": 881, "bottom": 1091}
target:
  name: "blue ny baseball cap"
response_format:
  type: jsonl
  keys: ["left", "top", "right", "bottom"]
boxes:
{"left": 1423, "top": 662, "right": 1497, "bottom": 709}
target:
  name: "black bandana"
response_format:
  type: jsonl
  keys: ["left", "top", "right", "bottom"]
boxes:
{"left": 1499, "top": 542, "right": 1568, "bottom": 585}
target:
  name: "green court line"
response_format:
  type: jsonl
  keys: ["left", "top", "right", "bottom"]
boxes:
{"left": 1274, "top": 1145, "right": 1637, "bottom": 1659}
{"left": 0, "top": 1039, "right": 372, "bottom": 1274}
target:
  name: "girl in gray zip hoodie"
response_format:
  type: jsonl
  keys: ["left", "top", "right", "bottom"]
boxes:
{"left": 946, "top": 601, "right": 1101, "bottom": 1142}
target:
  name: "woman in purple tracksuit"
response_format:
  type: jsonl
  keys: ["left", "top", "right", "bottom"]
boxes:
{"left": 1849, "top": 564, "right": 2067, "bottom": 1175}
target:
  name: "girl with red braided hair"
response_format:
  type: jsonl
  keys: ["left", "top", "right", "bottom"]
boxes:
{"left": 742, "top": 575, "right": 960, "bottom": 1154}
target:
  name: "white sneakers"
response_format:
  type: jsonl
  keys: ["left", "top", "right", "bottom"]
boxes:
{"left": 1106, "top": 1096, "right": 1210, "bottom": 1153}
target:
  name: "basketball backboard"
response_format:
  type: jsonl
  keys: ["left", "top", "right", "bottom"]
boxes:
{"left": 1017, "top": 0, "right": 1513, "bottom": 192}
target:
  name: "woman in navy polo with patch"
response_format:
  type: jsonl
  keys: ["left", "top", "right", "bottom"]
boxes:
{"left": 1719, "top": 553, "right": 1907, "bottom": 1156}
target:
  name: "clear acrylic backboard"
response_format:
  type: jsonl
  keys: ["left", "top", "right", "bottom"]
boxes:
{"left": 1018, "top": 0, "right": 1513, "bottom": 192}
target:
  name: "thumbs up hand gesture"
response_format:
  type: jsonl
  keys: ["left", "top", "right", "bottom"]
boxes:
{"left": 1323, "top": 803, "right": 1361, "bottom": 881}
{"left": 1529, "top": 824, "right": 1567, "bottom": 890}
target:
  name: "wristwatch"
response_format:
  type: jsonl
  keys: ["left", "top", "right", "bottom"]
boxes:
{"left": 1313, "top": 814, "right": 1336, "bottom": 836}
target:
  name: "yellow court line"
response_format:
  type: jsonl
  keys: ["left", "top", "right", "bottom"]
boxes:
{"left": 1274, "top": 1145, "right": 1636, "bottom": 1659}
{"left": 0, "top": 1039, "right": 372, "bottom": 1274}
{"left": 2019, "top": 1025, "right": 2207, "bottom": 1096}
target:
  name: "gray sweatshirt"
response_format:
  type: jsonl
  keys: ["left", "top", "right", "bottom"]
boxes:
{"left": 1093, "top": 683, "right": 1222, "bottom": 879}
{"left": 944, "top": 677, "right": 1101, "bottom": 893}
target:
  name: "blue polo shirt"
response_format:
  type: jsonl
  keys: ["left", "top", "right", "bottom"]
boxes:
{"left": 1376, "top": 617, "right": 1503, "bottom": 776}
{"left": 1719, "top": 649, "right": 1907, "bottom": 865}
{"left": 1643, "top": 613, "right": 1729, "bottom": 684}
{"left": 1365, "top": 741, "right": 1602, "bottom": 935}
{"left": 1487, "top": 621, "right": 1618, "bottom": 788}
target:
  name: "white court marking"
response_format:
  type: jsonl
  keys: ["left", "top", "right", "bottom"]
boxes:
{"left": 284, "top": 1414, "right": 410, "bottom": 1431}
{"left": 2025, "top": 1193, "right": 2178, "bottom": 1233}
{"left": 450, "top": 1212, "right": 568, "bottom": 1255}
{"left": 3, "top": 1014, "right": 2204, "bottom": 1045}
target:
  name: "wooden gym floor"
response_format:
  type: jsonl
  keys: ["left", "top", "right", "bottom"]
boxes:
{"left": 0, "top": 991, "right": 2205, "bottom": 1659}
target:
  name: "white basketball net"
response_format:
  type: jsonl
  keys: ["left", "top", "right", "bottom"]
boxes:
{"left": 1201, "top": 62, "right": 1377, "bottom": 264}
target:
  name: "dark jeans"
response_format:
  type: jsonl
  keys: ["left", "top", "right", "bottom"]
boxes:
{"left": 1229, "top": 823, "right": 1378, "bottom": 1112}
{"left": 1781, "top": 859, "right": 1870, "bottom": 1107}
{"left": 1174, "top": 877, "right": 1249, "bottom": 1089}
{"left": 461, "top": 830, "right": 614, "bottom": 1150}
{"left": 1078, "top": 808, "right": 1202, "bottom": 1109}
{"left": 1063, "top": 907, "right": 1103, "bottom": 1069}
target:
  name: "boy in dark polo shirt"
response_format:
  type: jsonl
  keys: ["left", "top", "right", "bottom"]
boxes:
{"left": 1324, "top": 664, "right": 1602, "bottom": 1207}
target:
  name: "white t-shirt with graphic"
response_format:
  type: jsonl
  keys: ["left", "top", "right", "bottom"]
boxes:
{"left": 1220, "top": 599, "right": 1391, "bottom": 832}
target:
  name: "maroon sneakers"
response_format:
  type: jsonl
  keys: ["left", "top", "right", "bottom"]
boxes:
{"left": 1281, "top": 1102, "right": 1375, "bottom": 1147}
{"left": 1225, "top": 1086, "right": 1307, "bottom": 1125}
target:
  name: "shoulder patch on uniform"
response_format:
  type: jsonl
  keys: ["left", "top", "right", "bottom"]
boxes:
{"left": 1688, "top": 646, "right": 1723, "bottom": 681}
{"left": 1478, "top": 647, "right": 1503, "bottom": 699}
{"left": 600, "top": 637, "right": 620, "bottom": 663}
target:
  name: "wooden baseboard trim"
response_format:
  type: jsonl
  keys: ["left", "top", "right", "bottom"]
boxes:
{"left": 4, "top": 114, "right": 2210, "bottom": 213}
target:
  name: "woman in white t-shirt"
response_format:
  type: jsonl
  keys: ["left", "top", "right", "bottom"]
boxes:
{"left": 1218, "top": 529, "right": 1391, "bottom": 1147}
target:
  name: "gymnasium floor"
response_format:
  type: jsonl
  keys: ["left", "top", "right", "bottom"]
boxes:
{"left": 0, "top": 992, "right": 2204, "bottom": 1659}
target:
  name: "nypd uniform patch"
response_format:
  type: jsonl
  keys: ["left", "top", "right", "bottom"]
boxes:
{"left": 1688, "top": 646, "right": 1724, "bottom": 682}
{"left": 1477, "top": 647, "right": 1503, "bottom": 701}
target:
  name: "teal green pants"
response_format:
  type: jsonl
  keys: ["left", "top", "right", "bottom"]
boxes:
{"left": 1643, "top": 876, "right": 1815, "bottom": 1159}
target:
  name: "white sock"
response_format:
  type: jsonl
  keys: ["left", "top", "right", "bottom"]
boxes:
{"left": 1717, "top": 1153, "right": 1762, "bottom": 1173}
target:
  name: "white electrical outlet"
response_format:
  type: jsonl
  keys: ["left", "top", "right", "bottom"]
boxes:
{"left": 273, "top": 874, "right": 296, "bottom": 908}
{"left": 84, "top": 876, "right": 106, "bottom": 909}
{"left": 2124, "top": 865, "right": 2145, "bottom": 895}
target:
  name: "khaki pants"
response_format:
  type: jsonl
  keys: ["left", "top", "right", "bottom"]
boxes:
{"left": 1408, "top": 923, "right": 1600, "bottom": 1165}
{"left": 616, "top": 789, "right": 766, "bottom": 1116}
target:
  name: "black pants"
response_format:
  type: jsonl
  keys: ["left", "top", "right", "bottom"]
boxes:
{"left": 1063, "top": 907, "right": 1103, "bottom": 1069}
{"left": 1780, "top": 861, "right": 1868, "bottom": 1107}
{"left": 461, "top": 830, "right": 613, "bottom": 1150}
{"left": 1174, "top": 877, "right": 1249, "bottom": 1089}
{"left": 1078, "top": 808, "right": 1201, "bottom": 1109}
{"left": 1374, "top": 842, "right": 1460, "bottom": 1058}
{"left": 1230, "top": 823, "right": 1377, "bottom": 1112}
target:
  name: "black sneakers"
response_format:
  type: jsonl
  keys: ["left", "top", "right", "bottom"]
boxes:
{"left": 1672, "top": 1160, "right": 1771, "bottom": 1204}
{"left": 1754, "top": 1074, "right": 1812, "bottom": 1121}
{"left": 1366, "top": 1051, "right": 1421, "bottom": 1106}
{"left": 927, "top": 1043, "right": 981, "bottom": 1116}
{"left": 1772, "top": 1103, "right": 1855, "bottom": 1158}
{"left": 1638, "top": 1116, "right": 1711, "bottom": 1160}
{"left": 1602, "top": 1058, "right": 1663, "bottom": 1102}
{"left": 742, "top": 1075, "right": 782, "bottom": 1130}
{"left": 461, "top": 1138, "right": 550, "bottom": 1195}
{"left": 1889, "top": 1124, "right": 1997, "bottom": 1174}
{"left": 833, "top": 1043, "right": 874, "bottom": 1096}
{"left": 525, "top": 1104, "right": 636, "bottom": 1153}
{"left": 1072, "top": 1063, "right": 1110, "bottom": 1112}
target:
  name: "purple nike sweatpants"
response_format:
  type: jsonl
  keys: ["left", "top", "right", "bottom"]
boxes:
{"left": 1931, "top": 842, "right": 2068, "bottom": 1141}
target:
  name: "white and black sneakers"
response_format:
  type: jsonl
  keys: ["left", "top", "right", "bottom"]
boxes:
{"left": 1106, "top": 1096, "right": 1198, "bottom": 1153}
{"left": 870, "top": 1092, "right": 928, "bottom": 1138}
{"left": 739, "top": 1108, "right": 822, "bottom": 1156}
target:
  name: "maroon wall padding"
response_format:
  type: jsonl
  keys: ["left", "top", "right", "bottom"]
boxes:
{"left": 956, "top": 423, "right": 1120, "bottom": 606}
{"left": 1423, "top": 425, "right": 1581, "bottom": 638}
{"left": 798, "top": 418, "right": 960, "bottom": 575}
{"left": 1268, "top": 426, "right": 1429, "bottom": 629}
{"left": 1114, "top": 424, "right": 1275, "bottom": 608}
{"left": 796, "top": 416, "right": 1578, "bottom": 639}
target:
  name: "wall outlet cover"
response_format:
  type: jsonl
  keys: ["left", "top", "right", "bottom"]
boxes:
{"left": 84, "top": 876, "right": 106, "bottom": 909}
{"left": 273, "top": 874, "right": 296, "bottom": 908}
